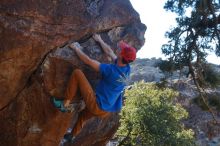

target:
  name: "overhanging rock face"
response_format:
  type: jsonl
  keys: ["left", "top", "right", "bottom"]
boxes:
{"left": 0, "top": 0, "right": 146, "bottom": 145}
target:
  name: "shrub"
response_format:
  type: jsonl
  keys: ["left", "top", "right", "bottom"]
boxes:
{"left": 117, "top": 81, "right": 195, "bottom": 146}
{"left": 193, "top": 95, "right": 220, "bottom": 112}
{"left": 203, "top": 64, "right": 220, "bottom": 87}
{"left": 156, "top": 60, "right": 182, "bottom": 73}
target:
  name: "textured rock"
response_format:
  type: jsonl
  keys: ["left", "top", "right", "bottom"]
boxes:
{"left": 0, "top": 0, "right": 144, "bottom": 110}
{"left": 0, "top": 0, "right": 146, "bottom": 146}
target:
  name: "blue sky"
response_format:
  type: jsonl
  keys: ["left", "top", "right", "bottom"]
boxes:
{"left": 130, "top": 0, "right": 219, "bottom": 65}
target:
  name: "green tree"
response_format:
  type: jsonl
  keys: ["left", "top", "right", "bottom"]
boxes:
{"left": 162, "top": 0, "right": 220, "bottom": 122}
{"left": 117, "top": 81, "right": 195, "bottom": 146}
{"left": 202, "top": 63, "right": 220, "bottom": 87}
{"left": 162, "top": 0, "right": 220, "bottom": 87}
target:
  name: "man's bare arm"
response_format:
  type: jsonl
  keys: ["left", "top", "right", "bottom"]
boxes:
{"left": 93, "top": 34, "right": 117, "bottom": 60}
{"left": 69, "top": 43, "right": 100, "bottom": 72}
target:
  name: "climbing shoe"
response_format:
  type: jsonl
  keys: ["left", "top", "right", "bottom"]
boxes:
{"left": 51, "top": 97, "right": 86, "bottom": 113}
{"left": 63, "top": 133, "right": 72, "bottom": 142}
{"left": 63, "top": 133, "right": 76, "bottom": 143}
{"left": 51, "top": 97, "right": 68, "bottom": 113}
{"left": 70, "top": 136, "right": 76, "bottom": 143}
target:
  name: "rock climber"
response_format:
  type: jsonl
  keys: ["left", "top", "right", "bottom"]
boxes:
{"left": 52, "top": 33, "right": 136, "bottom": 143}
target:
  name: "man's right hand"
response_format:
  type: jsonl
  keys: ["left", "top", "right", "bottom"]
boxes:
{"left": 69, "top": 42, "right": 82, "bottom": 51}
{"left": 93, "top": 34, "right": 102, "bottom": 42}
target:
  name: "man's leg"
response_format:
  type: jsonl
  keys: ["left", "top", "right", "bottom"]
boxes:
{"left": 71, "top": 92, "right": 109, "bottom": 137}
{"left": 64, "top": 69, "right": 109, "bottom": 138}
{"left": 64, "top": 69, "right": 91, "bottom": 106}
{"left": 71, "top": 107, "right": 109, "bottom": 136}
{"left": 71, "top": 108, "right": 93, "bottom": 136}
{"left": 66, "top": 69, "right": 109, "bottom": 118}
{"left": 52, "top": 69, "right": 84, "bottom": 112}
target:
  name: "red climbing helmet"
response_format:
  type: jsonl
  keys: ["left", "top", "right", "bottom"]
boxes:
{"left": 119, "top": 41, "right": 136, "bottom": 62}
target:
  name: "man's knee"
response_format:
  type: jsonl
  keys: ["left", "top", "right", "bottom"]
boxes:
{"left": 72, "top": 69, "right": 83, "bottom": 76}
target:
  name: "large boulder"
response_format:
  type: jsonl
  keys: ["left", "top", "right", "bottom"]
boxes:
{"left": 0, "top": 0, "right": 146, "bottom": 145}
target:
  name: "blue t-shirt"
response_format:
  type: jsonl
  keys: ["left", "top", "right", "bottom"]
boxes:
{"left": 96, "top": 61, "right": 130, "bottom": 112}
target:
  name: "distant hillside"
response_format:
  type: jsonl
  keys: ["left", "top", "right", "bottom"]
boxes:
{"left": 130, "top": 58, "right": 220, "bottom": 84}
{"left": 129, "top": 58, "right": 220, "bottom": 146}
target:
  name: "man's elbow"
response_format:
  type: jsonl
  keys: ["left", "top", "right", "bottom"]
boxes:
{"left": 87, "top": 59, "right": 100, "bottom": 72}
{"left": 82, "top": 56, "right": 91, "bottom": 65}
